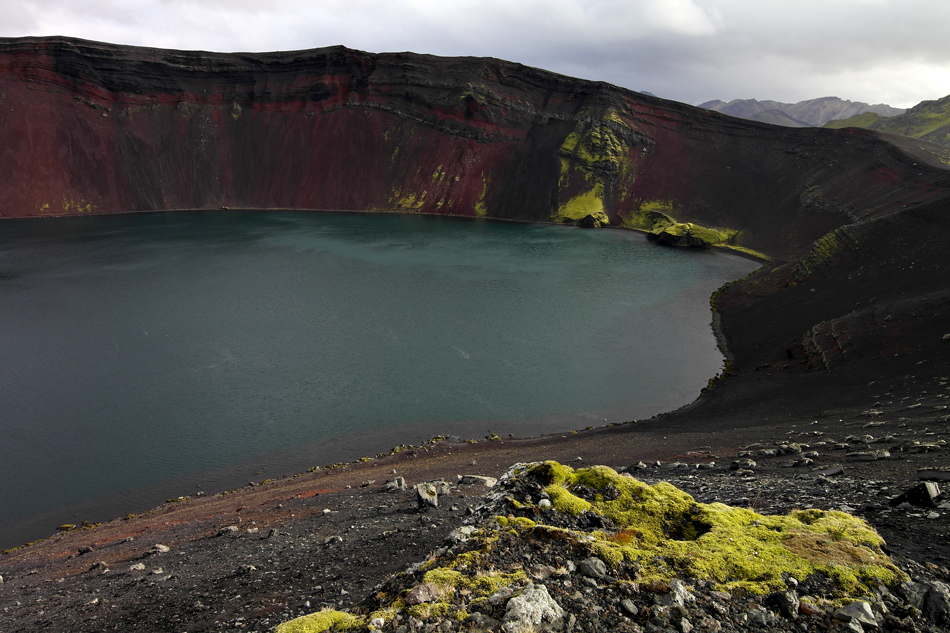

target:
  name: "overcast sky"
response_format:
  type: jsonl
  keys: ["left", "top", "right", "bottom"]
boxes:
{"left": 2, "top": 0, "right": 948, "bottom": 108}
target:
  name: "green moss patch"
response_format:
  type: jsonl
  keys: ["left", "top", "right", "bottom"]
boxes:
{"left": 275, "top": 609, "right": 364, "bottom": 633}
{"left": 553, "top": 186, "right": 609, "bottom": 226}
{"left": 528, "top": 461, "right": 906, "bottom": 595}
{"left": 276, "top": 460, "right": 906, "bottom": 632}
{"left": 649, "top": 221, "right": 735, "bottom": 248}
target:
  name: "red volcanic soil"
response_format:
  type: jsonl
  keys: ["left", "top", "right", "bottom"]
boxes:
{"left": 2, "top": 36, "right": 950, "bottom": 632}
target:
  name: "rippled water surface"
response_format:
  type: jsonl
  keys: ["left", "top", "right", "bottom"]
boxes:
{"left": 0, "top": 211, "right": 758, "bottom": 548}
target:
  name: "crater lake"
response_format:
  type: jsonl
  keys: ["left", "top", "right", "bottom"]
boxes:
{"left": 0, "top": 211, "right": 758, "bottom": 549}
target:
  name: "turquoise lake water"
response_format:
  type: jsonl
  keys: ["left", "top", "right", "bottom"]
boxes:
{"left": 0, "top": 211, "right": 758, "bottom": 548}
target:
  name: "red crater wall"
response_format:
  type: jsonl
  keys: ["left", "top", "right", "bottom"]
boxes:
{"left": 2, "top": 37, "right": 949, "bottom": 262}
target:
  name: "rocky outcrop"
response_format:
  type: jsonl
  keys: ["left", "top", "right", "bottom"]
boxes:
{"left": 276, "top": 461, "right": 950, "bottom": 632}
{"left": 1, "top": 36, "right": 948, "bottom": 262}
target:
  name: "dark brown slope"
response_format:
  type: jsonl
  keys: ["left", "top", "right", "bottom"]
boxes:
{"left": 2, "top": 36, "right": 948, "bottom": 263}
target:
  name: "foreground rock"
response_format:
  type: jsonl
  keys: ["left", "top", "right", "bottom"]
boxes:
{"left": 2, "top": 396, "right": 949, "bottom": 633}
{"left": 277, "top": 461, "right": 948, "bottom": 632}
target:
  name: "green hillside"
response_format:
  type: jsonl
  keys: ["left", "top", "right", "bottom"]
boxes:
{"left": 826, "top": 94, "right": 950, "bottom": 146}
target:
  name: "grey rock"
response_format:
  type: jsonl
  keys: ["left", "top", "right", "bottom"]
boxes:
{"left": 730, "top": 458, "right": 756, "bottom": 470}
{"left": 152, "top": 544, "right": 170, "bottom": 553}
{"left": 466, "top": 612, "right": 501, "bottom": 633}
{"left": 899, "top": 442, "right": 941, "bottom": 453}
{"left": 808, "top": 465, "right": 845, "bottom": 477}
{"left": 503, "top": 583, "right": 565, "bottom": 633}
{"left": 405, "top": 582, "right": 443, "bottom": 605}
{"left": 577, "top": 557, "right": 607, "bottom": 579}
{"left": 847, "top": 450, "right": 890, "bottom": 461}
{"left": 620, "top": 598, "right": 639, "bottom": 616}
{"left": 746, "top": 608, "right": 769, "bottom": 627}
{"left": 657, "top": 579, "right": 694, "bottom": 607}
{"left": 448, "top": 525, "right": 477, "bottom": 543}
{"left": 833, "top": 601, "right": 877, "bottom": 627}
{"left": 416, "top": 482, "right": 439, "bottom": 509}
{"left": 489, "top": 585, "right": 518, "bottom": 606}
{"left": 459, "top": 475, "right": 497, "bottom": 487}
{"left": 426, "top": 478, "right": 452, "bottom": 495}
{"left": 382, "top": 476, "right": 406, "bottom": 492}
{"left": 766, "top": 590, "right": 800, "bottom": 619}
{"left": 889, "top": 482, "right": 941, "bottom": 507}
{"left": 922, "top": 580, "right": 950, "bottom": 624}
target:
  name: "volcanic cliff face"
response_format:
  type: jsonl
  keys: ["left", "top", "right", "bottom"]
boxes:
{"left": 2, "top": 36, "right": 949, "bottom": 264}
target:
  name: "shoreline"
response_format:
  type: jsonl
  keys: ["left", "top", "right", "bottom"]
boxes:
{"left": 2, "top": 393, "right": 948, "bottom": 631}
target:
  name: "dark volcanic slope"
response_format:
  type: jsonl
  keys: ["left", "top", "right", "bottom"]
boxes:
{"left": 2, "top": 36, "right": 949, "bottom": 263}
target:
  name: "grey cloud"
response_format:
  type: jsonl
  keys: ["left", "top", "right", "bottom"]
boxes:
{"left": 0, "top": 0, "right": 947, "bottom": 108}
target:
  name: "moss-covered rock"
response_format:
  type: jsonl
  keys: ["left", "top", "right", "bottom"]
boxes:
{"left": 275, "top": 460, "right": 908, "bottom": 632}
{"left": 275, "top": 609, "right": 364, "bottom": 633}
{"left": 647, "top": 221, "right": 735, "bottom": 248}
{"left": 527, "top": 461, "right": 906, "bottom": 595}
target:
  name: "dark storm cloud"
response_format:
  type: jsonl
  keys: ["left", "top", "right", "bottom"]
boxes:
{"left": 2, "top": 0, "right": 948, "bottom": 108}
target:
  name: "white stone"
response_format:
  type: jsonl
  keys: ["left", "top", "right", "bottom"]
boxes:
{"left": 834, "top": 600, "right": 877, "bottom": 628}
{"left": 658, "top": 579, "right": 695, "bottom": 607}
{"left": 459, "top": 475, "right": 498, "bottom": 487}
{"left": 503, "top": 583, "right": 565, "bottom": 633}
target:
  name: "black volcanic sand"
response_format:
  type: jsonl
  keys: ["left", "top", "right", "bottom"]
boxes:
{"left": 1, "top": 384, "right": 949, "bottom": 632}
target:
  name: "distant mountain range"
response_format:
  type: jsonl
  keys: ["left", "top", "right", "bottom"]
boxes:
{"left": 824, "top": 94, "right": 950, "bottom": 147}
{"left": 698, "top": 96, "right": 905, "bottom": 128}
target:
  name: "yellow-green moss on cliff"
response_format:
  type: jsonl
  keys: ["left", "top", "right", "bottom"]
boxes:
{"left": 620, "top": 199, "right": 677, "bottom": 231}
{"left": 552, "top": 185, "right": 609, "bottom": 226}
{"left": 553, "top": 110, "right": 644, "bottom": 227}
{"left": 650, "top": 221, "right": 737, "bottom": 247}
{"left": 793, "top": 226, "right": 857, "bottom": 281}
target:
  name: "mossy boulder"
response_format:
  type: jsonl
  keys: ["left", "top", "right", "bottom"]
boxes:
{"left": 647, "top": 221, "right": 732, "bottom": 247}
{"left": 275, "top": 608, "right": 363, "bottom": 633}
{"left": 527, "top": 461, "right": 906, "bottom": 595}
{"left": 276, "top": 461, "right": 908, "bottom": 632}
